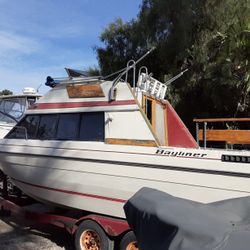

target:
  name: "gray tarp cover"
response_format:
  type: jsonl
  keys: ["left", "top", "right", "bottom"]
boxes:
{"left": 124, "top": 187, "right": 250, "bottom": 250}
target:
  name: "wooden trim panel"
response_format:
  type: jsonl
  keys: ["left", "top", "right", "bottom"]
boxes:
{"left": 67, "top": 84, "right": 105, "bottom": 98}
{"left": 105, "top": 138, "right": 157, "bottom": 147}
{"left": 29, "top": 100, "right": 136, "bottom": 110}
{"left": 198, "top": 129, "right": 250, "bottom": 144}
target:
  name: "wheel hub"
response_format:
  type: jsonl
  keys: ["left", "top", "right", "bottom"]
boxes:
{"left": 80, "top": 230, "right": 101, "bottom": 250}
{"left": 126, "top": 241, "right": 138, "bottom": 250}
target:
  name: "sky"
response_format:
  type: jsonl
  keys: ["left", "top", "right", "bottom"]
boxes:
{"left": 0, "top": 0, "right": 141, "bottom": 94}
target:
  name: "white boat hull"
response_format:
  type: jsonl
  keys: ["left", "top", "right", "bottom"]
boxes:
{"left": 1, "top": 140, "right": 250, "bottom": 218}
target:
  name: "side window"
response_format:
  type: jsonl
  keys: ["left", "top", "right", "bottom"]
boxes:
{"left": 56, "top": 113, "right": 80, "bottom": 140}
{"left": 79, "top": 112, "right": 104, "bottom": 141}
{"left": 6, "top": 115, "right": 40, "bottom": 139}
{"left": 145, "top": 98, "right": 152, "bottom": 124}
{"left": 37, "top": 114, "right": 57, "bottom": 140}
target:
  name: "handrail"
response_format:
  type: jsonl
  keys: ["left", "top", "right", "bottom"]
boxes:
{"left": 125, "top": 60, "right": 136, "bottom": 90}
{"left": 109, "top": 47, "right": 156, "bottom": 101}
{"left": 45, "top": 76, "right": 102, "bottom": 88}
{"left": 193, "top": 118, "right": 250, "bottom": 122}
{"left": 194, "top": 117, "right": 250, "bottom": 148}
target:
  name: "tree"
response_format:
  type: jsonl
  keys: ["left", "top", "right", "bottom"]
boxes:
{"left": 95, "top": 0, "right": 250, "bottom": 132}
{"left": 0, "top": 89, "right": 13, "bottom": 96}
{"left": 96, "top": 18, "right": 143, "bottom": 77}
{"left": 175, "top": 0, "right": 250, "bottom": 130}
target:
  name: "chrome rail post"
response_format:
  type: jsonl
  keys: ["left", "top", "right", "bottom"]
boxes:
{"left": 196, "top": 122, "right": 199, "bottom": 146}
{"left": 203, "top": 122, "right": 207, "bottom": 149}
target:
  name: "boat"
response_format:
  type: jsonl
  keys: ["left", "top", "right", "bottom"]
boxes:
{"left": 0, "top": 55, "right": 249, "bottom": 219}
{"left": 0, "top": 87, "right": 41, "bottom": 138}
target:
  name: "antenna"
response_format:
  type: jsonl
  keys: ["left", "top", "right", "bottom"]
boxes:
{"left": 164, "top": 69, "right": 188, "bottom": 86}
{"left": 36, "top": 83, "right": 42, "bottom": 93}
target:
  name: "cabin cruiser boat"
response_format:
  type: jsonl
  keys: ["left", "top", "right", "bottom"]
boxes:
{"left": 0, "top": 58, "right": 249, "bottom": 219}
{"left": 0, "top": 88, "right": 41, "bottom": 138}
{"left": 0, "top": 88, "right": 41, "bottom": 190}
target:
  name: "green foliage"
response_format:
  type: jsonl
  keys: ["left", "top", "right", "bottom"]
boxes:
{"left": 177, "top": 0, "right": 250, "bottom": 130}
{"left": 96, "top": 0, "right": 250, "bottom": 131}
{"left": 0, "top": 89, "right": 13, "bottom": 96}
{"left": 96, "top": 18, "right": 145, "bottom": 76}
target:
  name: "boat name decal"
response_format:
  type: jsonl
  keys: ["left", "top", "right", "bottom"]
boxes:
{"left": 156, "top": 149, "right": 207, "bottom": 158}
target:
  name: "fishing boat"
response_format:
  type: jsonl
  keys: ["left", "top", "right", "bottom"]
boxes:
{"left": 0, "top": 87, "right": 41, "bottom": 138}
{"left": 0, "top": 55, "right": 249, "bottom": 219}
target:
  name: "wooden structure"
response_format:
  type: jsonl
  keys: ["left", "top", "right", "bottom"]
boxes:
{"left": 193, "top": 118, "right": 250, "bottom": 148}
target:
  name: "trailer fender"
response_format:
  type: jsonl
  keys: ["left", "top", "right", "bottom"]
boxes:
{"left": 74, "top": 214, "right": 130, "bottom": 237}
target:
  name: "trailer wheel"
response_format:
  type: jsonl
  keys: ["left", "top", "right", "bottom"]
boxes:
{"left": 120, "top": 231, "right": 138, "bottom": 250}
{"left": 75, "top": 220, "right": 114, "bottom": 250}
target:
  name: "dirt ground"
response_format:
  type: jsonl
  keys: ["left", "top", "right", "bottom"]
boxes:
{"left": 0, "top": 214, "right": 74, "bottom": 250}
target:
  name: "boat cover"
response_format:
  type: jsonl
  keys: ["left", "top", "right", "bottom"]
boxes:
{"left": 124, "top": 187, "right": 250, "bottom": 250}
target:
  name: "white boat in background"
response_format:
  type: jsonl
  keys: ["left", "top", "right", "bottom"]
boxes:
{"left": 0, "top": 55, "right": 250, "bottom": 219}
{"left": 0, "top": 87, "right": 41, "bottom": 138}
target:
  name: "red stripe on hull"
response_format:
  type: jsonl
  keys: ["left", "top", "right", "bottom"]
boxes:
{"left": 12, "top": 178, "right": 127, "bottom": 203}
{"left": 29, "top": 100, "right": 136, "bottom": 110}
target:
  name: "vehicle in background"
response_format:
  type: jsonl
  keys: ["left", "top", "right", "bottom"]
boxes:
{"left": 0, "top": 87, "right": 41, "bottom": 138}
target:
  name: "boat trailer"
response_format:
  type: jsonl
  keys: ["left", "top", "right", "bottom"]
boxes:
{"left": 0, "top": 176, "right": 137, "bottom": 250}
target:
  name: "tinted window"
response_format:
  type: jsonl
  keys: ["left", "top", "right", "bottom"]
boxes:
{"left": 56, "top": 113, "right": 80, "bottom": 140}
{"left": 145, "top": 98, "right": 152, "bottom": 124}
{"left": 37, "top": 114, "right": 57, "bottom": 140}
{"left": 6, "top": 115, "right": 40, "bottom": 139}
{"left": 79, "top": 112, "right": 104, "bottom": 141}
{"left": 7, "top": 126, "right": 27, "bottom": 139}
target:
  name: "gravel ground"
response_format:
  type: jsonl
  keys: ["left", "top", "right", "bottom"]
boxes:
{"left": 0, "top": 214, "right": 74, "bottom": 250}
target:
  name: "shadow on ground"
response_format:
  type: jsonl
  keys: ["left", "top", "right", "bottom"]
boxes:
{"left": 0, "top": 214, "right": 74, "bottom": 250}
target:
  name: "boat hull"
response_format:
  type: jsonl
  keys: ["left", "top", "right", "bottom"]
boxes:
{"left": 1, "top": 140, "right": 250, "bottom": 218}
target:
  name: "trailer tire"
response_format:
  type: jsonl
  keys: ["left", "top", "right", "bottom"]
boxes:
{"left": 120, "top": 231, "right": 138, "bottom": 250}
{"left": 75, "top": 220, "right": 114, "bottom": 250}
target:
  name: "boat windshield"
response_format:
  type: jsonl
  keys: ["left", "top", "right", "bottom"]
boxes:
{"left": 0, "top": 97, "right": 26, "bottom": 123}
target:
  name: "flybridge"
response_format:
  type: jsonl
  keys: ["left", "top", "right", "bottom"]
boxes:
{"left": 44, "top": 49, "right": 156, "bottom": 89}
{"left": 44, "top": 48, "right": 188, "bottom": 104}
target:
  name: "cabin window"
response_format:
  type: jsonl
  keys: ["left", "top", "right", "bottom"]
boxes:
{"left": 0, "top": 97, "right": 26, "bottom": 122}
{"left": 37, "top": 114, "right": 57, "bottom": 140}
{"left": 56, "top": 113, "right": 80, "bottom": 140}
{"left": 79, "top": 112, "right": 104, "bottom": 141}
{"left": 6, "top": 112, "right": 105, "bottom": 142}
{"left": 145, "top": 98, "right": 153, "bottom": 124}
{"left": 6, "top": 115, "right": 40, "bottom": 139}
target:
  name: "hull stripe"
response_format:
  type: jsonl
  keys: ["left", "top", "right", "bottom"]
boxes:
{"left": 12, "top": 177, "right": 127, "bottom": 203}
{"left": 2, "top": 151, "right": 250, "bottom": 178}
{"left": 29, "top": 100, "right": 136, "bottom": 110}
{"left": 0, "top": 143, "right": 220, "bottom": 161}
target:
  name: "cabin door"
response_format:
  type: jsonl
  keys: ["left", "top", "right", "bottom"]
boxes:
{"left": 143, "top": 96, "right": 167, "bottom": 145}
